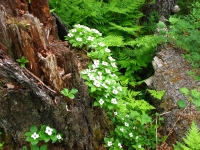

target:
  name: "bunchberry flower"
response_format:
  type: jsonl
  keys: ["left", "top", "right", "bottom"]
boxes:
{"left": 97, "top": 71, "right": 102, "bottom": 76}
{"left": 98, "top": 42, "right": 105, "bottom": 47}
{"left": 94, "top": 80, "right": 101, "bottom": 87}
{"left": 107, "top": 141, "right": 112, "bottom": 147}
{"left": 31, "top": 132, "right": 39, "bottom": 140}
{"left": 114, "top": 111, "right": 118, "bottom": 115}
{"left": 125, "top": 115, "right": 129, "bottom": 118}
{"left": 96, "top": 76, "right": 103, "bottom": 80}
{"left": 136, "top": 136, "right": 138, "bottom": 140}
{"left": 76, "top": 37, "right": 82, "bottom": 42}
{"left": 67, "top": 33, "right": 74, "bottom": 37}
{"left": 118, "top": 143, "right": 122, "bottom": 148}
{"left": 105, "top": 48, "right": 111, "bottom": 52}
{"left": 101, "top": 83, "right": 108, "bottom": 89}
{"left": 57, "top": 134, "right": 62, "bottom": 140}
{"left": 105, "top": 80, "right": 111, "bottom": 85}
{"left": 133, "top": 126, "right": 137, "bottom": 130}
{"left": 105, "top": 68, "right": 111, "bottom": 74}
{"left": 99, "top": 98, "right": 104, "bottom": 105}
{"left": 111, "top": 62, "right": 117, "bottom": 68}
{"left": 117, "top": 86, "right": 122, "bottom": 91}
{"left": 129, "top": 132, "right": 133, "bottom": 137}
{"left": 120, "top": 128, "right": 124, "bottom": 132}
{"left": 112, "top": 89, "right": 118, "bottom": 95}
{"left": 93, "top": 60, "right": 100, "bottom": 65}
{"left": 45, "top": 126, "right": 53, "bottom": 135}
{"left": 102, "top": 61, "right": 108, "bottom": 66}
{"left": 111, "top": 98, "right": 118, "bottom": 104}
{"left": 108, "top": 56, "right": 115, "bottom": 61}
{"left": 71, "top": 29, "right": 76, "bottom": 32}
{"left": 88, "top": 73, "right": 95, "bottom": 80}
{"left": 125, "top": 122, "right": 129, "bottom": 127}
{"left": 138, "top": 145, "right": 142, "bottom": 148}
{"left": 87, "top": 36, "right": 94, "bottom": 41}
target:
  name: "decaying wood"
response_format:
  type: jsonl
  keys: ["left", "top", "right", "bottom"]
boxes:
{"left": 0, "top": 1, "right": 109, "bottom": 149}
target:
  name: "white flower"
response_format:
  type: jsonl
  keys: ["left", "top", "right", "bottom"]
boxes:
{"left": 112, "top": 89, "right": 118, "bottom": 95}
{"left": 88, "top": 74, "right": 95, "bottom": 80}
{"left": 99, "top": 98, "right": 104, "bottom": 105}
{"left": 105, "top": 68, "right": 111, "bottom": 74}
{"left": 45, "top": 126, "right": 53, "bottom": 135}
{"left": 74, "top": 24, "right": 82, "bottom": 28}
{"left": 118, "top": 143, "right": 122, "bottom": 148}
{"left": 91, "top": 29, "right": 101, "bottom": 36}
{"left": 94, "top": 80, "right": 101, "bottom": 87}
{"left": 104, "top": 93, "right": 109, "bottom": 98}
{"left": 125, "top": 115, "right": 129, "bottom": 118}
{"left": 98, "top": 42, "right": 105, "bottom": 47}
{"left": 67, "top": 33, "right": 74, "bottom": 37}
{"left": 120, "top": 128, "right": 124, "bottom": 132}
{"left": 105, "top": 80, "right": 111, "bottom": 85}
{"left": 76, "top": 37, "right": 82, "bottom": 41}
{"left": 105, "top": 48, "right": 111, "bottom": 52}
{"left": 125, "top": 122, "right": 129, "bottom": 127}
{"left": 114, "top": 111, "right": 118, "bottom": 115}
{"left": 56, "top": 134, "right": 62, "bottom": 140}
{"left": 102, "top": 61, "right": 108, "bottom": 66}
{"left": 92, "top": 64, "right": 99, "bottom": 69}
{"left": 89, "top": 44, "right": 97, "bottom": 48}
{"left": 96, "top": 76, "right": 102, "bottom": 80}
{"left": 71, "top": 29, "right": 76, "bottom": 32}
{"left": 97, "top": 72, "right": 102, "bottom": 76}
{"left": 87, "top": 36, "right": 94, "bottom": 41}
{"left": 111, "top": 98, "right": 118, "bottom": 104}
{"left": 136, "top": 136, "right": 138, "bottom": 140}
{"left": 133, "top": 126, "right": 137, "bottom": 130}
{"left": 101, "top": 83, "right": 108, "bottom": 89}
{"left": 108, "top": 56, "right": 115, "bottom": 61}
{"left": 83, "top": 26, "right": 90, "bottom": 31}
{"left": 129, "top": 132, "right": 133, "bottom": 137}
{"left": 138, "top": 145, "right": 142, "bottom": 148}
{"left": 111, "top": 62, "right": 117, "bottom": 68}
{"left": 117, "top": 86, "right": 122, "bottom": 91}
{"left": 107, "top": 141, "right": 112, "bottom": 147}
{"left": 93, "top": 60, "right": 100, "bottom": 65}
{"left": 31, "top": 132, "right": 39, "bottom": 140}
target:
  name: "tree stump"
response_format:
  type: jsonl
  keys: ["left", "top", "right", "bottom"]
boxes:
{"left": 0, "top": 1, "right": 109, "bottom": 149}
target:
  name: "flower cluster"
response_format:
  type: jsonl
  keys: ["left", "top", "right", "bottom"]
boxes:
{"left": 66, "top": 25, "right": 155, "bottom": 150}
{"left": 25, "top": 125, "right": 63, "bottom": 146}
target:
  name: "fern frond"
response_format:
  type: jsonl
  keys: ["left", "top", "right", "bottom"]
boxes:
{"left": 174, "top": 122, "right": 200, "bottom": 150}
{"left": 102, "top": 35, "right": 124, "bottom": 47}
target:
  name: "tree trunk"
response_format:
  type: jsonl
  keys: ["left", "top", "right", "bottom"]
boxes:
{"left": 0, "top": 1, "right": 109, "bottom": 150}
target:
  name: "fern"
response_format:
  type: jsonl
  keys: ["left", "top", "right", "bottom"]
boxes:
{"left": 174, "top": 121, "right": 200, "bottom": 150}
{"left": 147, "top": 89, "right": 166, "bottom": 100}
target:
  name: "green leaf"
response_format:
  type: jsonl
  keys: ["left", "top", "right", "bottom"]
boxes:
{"left": 70, "top": 88, "right": 78, "bottom": 94}
{"left": 68, "top": 94, "right": 75, "bottom": 99}
{"left": 180, "top": 87, "right": 189, "bottom": 96}
{"left": 30, "top": 126, "right": 38, "bottom": 133}
{"left": 137, "top": 113, "right": 152, "bottom": 125}
{"left": 177, "top": 100, "right": 187, "bottom": 108}
{"left": 61, "top": 88, "right": 69, "bottom": 96}
{"left": 31, "top": 145, "right": 39, "bottom": 150}
{"left": 39, "top": 145, "right": 47, "bottom": 150}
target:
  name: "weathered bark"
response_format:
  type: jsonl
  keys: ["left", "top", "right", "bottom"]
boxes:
{"left": 148, "top": 45, "right": 200, "bottom": 146}
{"left": 0, "top": 1, "right": 109, "bottom": 150}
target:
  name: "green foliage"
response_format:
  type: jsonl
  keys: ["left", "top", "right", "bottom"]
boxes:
{"left": 147, "top": 89, "right": 166, "bottom": 100}
{"left": 66, "top": 25, "right": 158, "bottom": 149}
{"left": 61, "top": 88, "right": 78, "bottom": 99}
{"left": 177, "top": 87, "right": 200, "bottom": 110}
{"left": 24, "top": 125, "right": 63, "bottom": 150}
{"left": 168, "top": 2, "right": 200, "bottom": 79}
{"left": 174, "top": 121, "right": 200, "bottom": 150}
{"left": 16, "top": 56, "right": 29, "bottom": 68}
